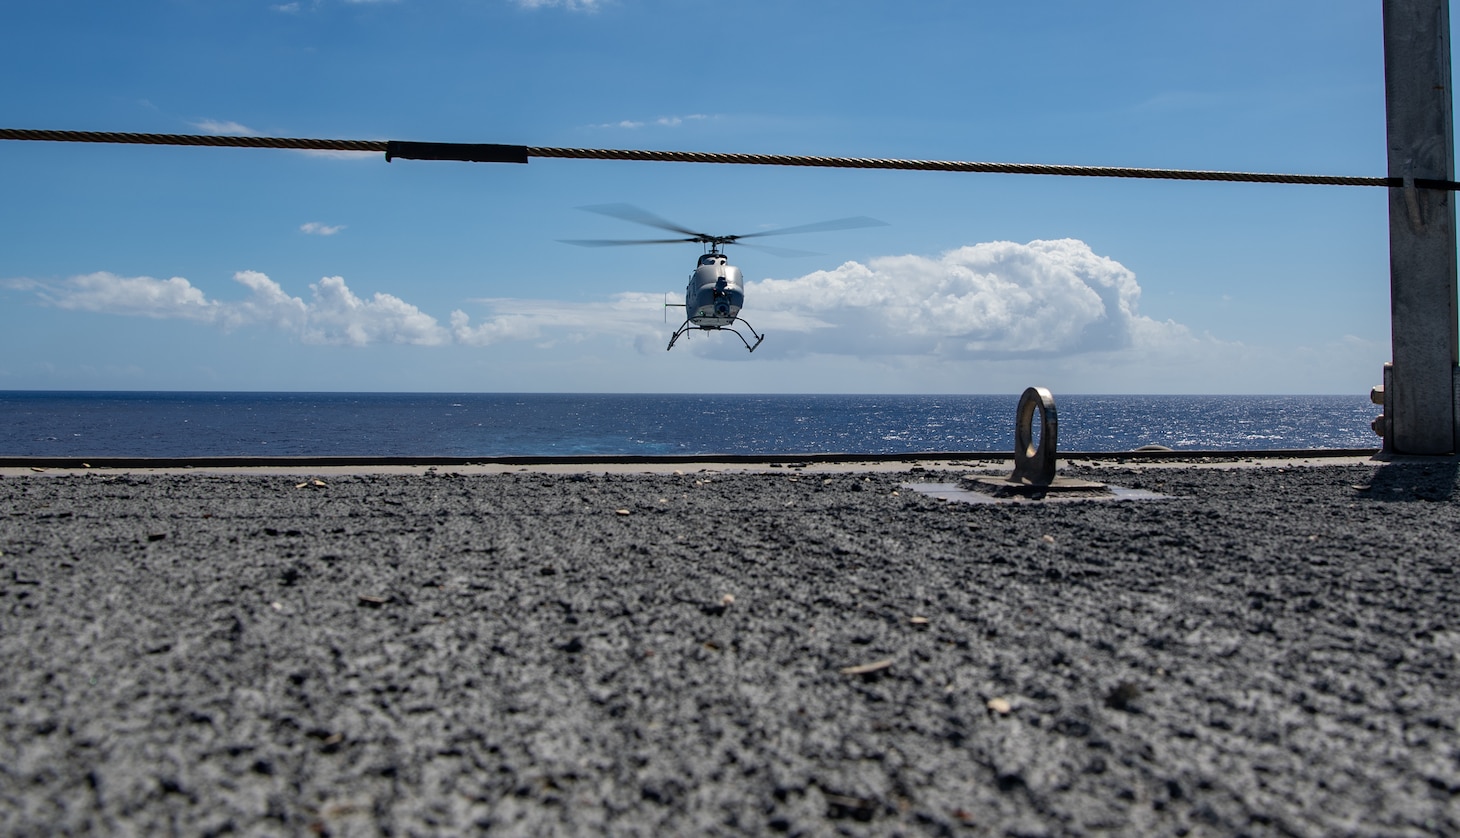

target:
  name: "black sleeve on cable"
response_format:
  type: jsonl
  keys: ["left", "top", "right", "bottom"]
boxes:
{"left": 384, "top": 141, "right": 529, "bottom": 164}
{"left": 1395, "top": 176, "right": 1460, "bottom": 191}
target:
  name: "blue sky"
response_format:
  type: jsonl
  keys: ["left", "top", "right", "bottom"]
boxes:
{"left": 0, "top": 0, "right": 1417, "bottom": 393}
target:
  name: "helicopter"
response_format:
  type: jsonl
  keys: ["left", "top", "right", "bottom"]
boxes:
{"left": 561, "top": 204, "right": 886, "bottom": 352}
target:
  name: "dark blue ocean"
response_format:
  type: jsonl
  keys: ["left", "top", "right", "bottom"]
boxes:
{"left": 0, "top": 392, "right": 1378, "bottom": 457}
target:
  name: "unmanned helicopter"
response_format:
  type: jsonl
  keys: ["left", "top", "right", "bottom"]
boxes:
{"left": 561, "top": 204, "right": 886, "bottom": 352}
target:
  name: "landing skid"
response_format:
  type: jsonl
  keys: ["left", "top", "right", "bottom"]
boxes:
{"left": 667, "top": 318, "right": 765, "bottom": 353}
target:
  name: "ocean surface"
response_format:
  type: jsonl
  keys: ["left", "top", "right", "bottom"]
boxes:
{"left": 0, "top": 392, "right": 1379, "bottom": 458}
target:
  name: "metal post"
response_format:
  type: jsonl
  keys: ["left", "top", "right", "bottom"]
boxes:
{"left": 1383, "top": 0, "right": 1459, "bottom": 454}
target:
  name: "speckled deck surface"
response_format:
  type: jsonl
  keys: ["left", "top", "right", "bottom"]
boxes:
{"left": 2, "top": 459, "right": 1457, "bottom": 835}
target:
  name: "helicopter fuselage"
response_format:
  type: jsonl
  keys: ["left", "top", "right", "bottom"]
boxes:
{"left": 566, "top": 203, "right": 881, "bottom": 353}
{"left": 685, "top": 252, "right": 745, "bottom": 329}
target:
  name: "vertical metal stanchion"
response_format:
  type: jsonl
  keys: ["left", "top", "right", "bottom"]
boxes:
{"left": 1383, "top": 0, "right": 1459, "bottom": 454}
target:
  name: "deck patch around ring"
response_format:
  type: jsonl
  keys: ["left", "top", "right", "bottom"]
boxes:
{"left": 904, "top": 481, "right": 1168, "bottom": 504}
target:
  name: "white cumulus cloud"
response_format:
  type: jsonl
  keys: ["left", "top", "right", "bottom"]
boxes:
{"left": 9, "top": 271, "right": 448, "bottom": 347}
{"left": 749, "top": 238, "right": 1176, "bottom": 359}
{"left": 301, "top": 221, "right": 346, "bottom": 236}
{"left": 304, "top": 276, "right": 449, "bottom": 346}
{"left": 35, "top": 272, "right": 220, "bottom": 321}
{"left": 219, "top": 270, "right": 309, "bottom": 334}
{"left": 189, "top": 119, "right": 257, "bottom": 136}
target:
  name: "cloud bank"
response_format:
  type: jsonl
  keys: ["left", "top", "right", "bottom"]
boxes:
{"left": 749, "top": 238, "right": 1185, "bottom": 359}
{"left": 8, "top": 271, "right": 448, "bottom": 347}
{"left": 4, "top": 239, "right": 1196, "bottom": 360}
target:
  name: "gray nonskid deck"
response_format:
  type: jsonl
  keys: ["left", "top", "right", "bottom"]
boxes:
{"left": 1, "top": 460, "right": 1456, "bottom": 834}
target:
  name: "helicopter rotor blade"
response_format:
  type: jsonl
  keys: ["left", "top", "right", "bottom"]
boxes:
{"left": 736, "top": 242, "right": 823, "bottom": 258}
{"left": 577, "top": 203, "right": 712, "bottom": 240}
{"left": 559, "top": 237, "right": 701, "bottom": 247}
{"left": 731, "top": 215, "right": 889, "bottom": 241}
{"left": 568, "top": 205, "right": 888, "bottom": 252}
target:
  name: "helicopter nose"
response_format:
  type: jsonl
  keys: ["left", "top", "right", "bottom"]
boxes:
{"left": 714, "top": 302, "right": 730, "bottom": 317}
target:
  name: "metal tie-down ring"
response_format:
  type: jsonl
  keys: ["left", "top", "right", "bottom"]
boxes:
{"left": 940, "top": 385, "right": 1145, "bottom": 501}
{"left": 1012, "top": 386, "right": 1058, "bottom": 486}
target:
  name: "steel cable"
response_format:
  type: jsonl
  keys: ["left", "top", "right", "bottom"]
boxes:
{"left": 525, "top": 145, "right": 1397, "bottom": 187}
{"left": 0, "top": 128, "right": 387, "bottom": 153}
{"left": 0, "top": 127, "right": 1445, "bottom": 190}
